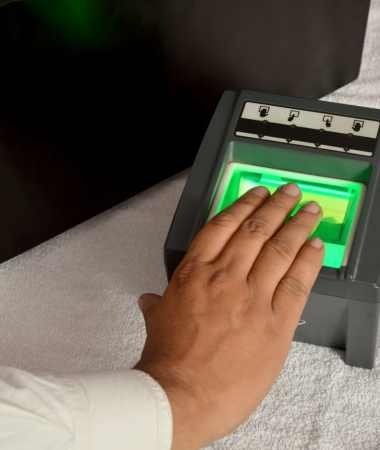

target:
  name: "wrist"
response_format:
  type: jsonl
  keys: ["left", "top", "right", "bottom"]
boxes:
{"left": 135, "top": 363, "right": 211, "bottom": 450}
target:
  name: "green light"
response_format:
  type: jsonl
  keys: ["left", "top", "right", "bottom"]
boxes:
{"left": 209, "top": 162, "right": 365, "bottom": 269}
{"left": 26, "top": 0, "right": 109, "bottom": 46}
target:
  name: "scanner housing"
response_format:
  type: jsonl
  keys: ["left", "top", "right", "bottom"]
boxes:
{"left": 165, "top": 90, "right": 380, "bottom": 369}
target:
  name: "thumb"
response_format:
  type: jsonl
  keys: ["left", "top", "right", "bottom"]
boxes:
{"left": 138, "top": 293, "right": 162, "bottom": 318}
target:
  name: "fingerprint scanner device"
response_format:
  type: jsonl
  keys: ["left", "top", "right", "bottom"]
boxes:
{"left": 165, "top": 90, "right": 380, "bottom": 368}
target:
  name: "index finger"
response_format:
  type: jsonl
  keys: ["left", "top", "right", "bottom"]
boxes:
{"left": 186, "top": 186, "right": 270, "bottom": 263}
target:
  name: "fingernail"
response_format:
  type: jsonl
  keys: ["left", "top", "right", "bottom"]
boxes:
{"left": 252, "top": 186, "right": 269, "bottom": 198}
{"left": 281, "top": 183, "right": 300, "bottom": 197}
{"left": 302, "top": 201, "right": 320, "bottom": 214}
{"left": 309, "top": 237, "right": 324, "bottom": 249}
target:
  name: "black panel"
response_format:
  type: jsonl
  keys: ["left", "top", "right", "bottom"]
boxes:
{"left": 0, "top": 0, "right": 371, "bottom": 263}
{"left": 236, "top": 119, "right": 377, "bottom": 154}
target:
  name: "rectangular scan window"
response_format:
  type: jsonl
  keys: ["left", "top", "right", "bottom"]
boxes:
{"left": 208, "top": 162, "right": 365, "bottom": 269}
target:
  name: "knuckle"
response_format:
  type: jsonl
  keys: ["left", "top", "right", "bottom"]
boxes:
{"left": 242, "top": 189, "right": 266, "bottom": 203}
{"left": 210, "top": 211, "right": 236, "bottom": 228}
{"left": 241, "top": 217, "right": 272, "bottom": 240}
{"left": 207, "top": 267, "right": 229, "bottom": 288}
{"left": 271, "top": 196, "right": 291, "bottom": 213}
{"left": 291, "top": 214, "right": 316, "bottom": 231}
{"left": 278, "top": 275, "right": 310, "bottom": 299}
{"left": 175, "top": 257, "right": 202, "bottom": 287}
{"left": 237, "top": 198, "right": 257, "bottom": 209}
{"left": 265, "top": 237, "right": 294, "bottom": 261}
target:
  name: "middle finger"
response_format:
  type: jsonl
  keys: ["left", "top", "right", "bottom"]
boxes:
{"left": 248, "top": 200, "right": 322, "bottom": 300}
{"left": 216, "top": 183, "right": 301, "bottom": 275}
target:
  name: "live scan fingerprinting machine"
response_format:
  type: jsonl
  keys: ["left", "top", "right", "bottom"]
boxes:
{"left": 164, "top": 90, "right": 380, "bottom": 369}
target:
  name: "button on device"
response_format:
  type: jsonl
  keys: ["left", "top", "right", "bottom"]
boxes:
{"left": 259, "top": 105, "right": 270, "bottom": 118}
{"left": 353, "top": 120, "right": 364, "bottom": 132}
{"left": 288, "top": 110, "right": 300, "bottom": 122}
{"left": 323, "top": 115, "right": 333, "bottom": 128}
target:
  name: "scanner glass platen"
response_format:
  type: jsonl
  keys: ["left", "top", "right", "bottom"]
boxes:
{"left": 209, "top": 162, "right": 365, "bottom": 269}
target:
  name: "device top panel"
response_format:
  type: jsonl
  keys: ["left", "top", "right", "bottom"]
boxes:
{"left": 236, "top": 101, "right": 380, "bottom": 157}
{"left": 241, "top": 102, "right": 379, "bottom": 139}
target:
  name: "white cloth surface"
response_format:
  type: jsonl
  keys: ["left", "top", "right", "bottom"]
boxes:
{"left": 0, "top": 367, "right": 172, "bottom": 450}
{"left": 1, "top": 0, "right": 380, "bottom": 449}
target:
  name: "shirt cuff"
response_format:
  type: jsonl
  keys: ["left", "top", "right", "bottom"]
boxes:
{"left": 67, "top": 369, "right": 173, "bottom": 450}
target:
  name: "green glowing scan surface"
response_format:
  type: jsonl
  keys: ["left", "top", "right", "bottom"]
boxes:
{"left": 209, "top": 162, "right": 365, "bottom": 269}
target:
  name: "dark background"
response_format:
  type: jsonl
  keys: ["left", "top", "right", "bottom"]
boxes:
{"left": 0, "top": 0, "right": 371, "bottom": 262}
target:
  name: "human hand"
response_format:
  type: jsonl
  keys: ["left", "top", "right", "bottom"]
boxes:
{"left": 136, "top": 183, "right": 323, "bottom": 450}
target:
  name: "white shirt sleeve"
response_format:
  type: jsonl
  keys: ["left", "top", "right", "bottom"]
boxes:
{"left": 0, "top": 366, "right": 173, "bottom": 450}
